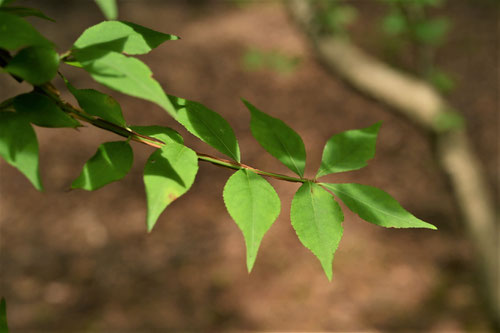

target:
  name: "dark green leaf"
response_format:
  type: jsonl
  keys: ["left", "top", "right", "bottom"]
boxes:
{"left": 4, "top": 45, "right": 59, "bottom": 84}
{"left": 170, "top": 96, "right": 240, "bottom": 162}
{"left": 74, "top": 49, "right": 173, "bottom": 116}
{"left": 0, "top": 12, "right": 52, "bottom": 50}
{"left": 73, "top": 21, "right": 179, "bottom": 55}
{"left": 0, "top": 6, "right": 55, "bottom": 21}
{"left": 321, "top": 183, "right": 437, "bottom": 229}
{"left": 0, "top": 0, "right": 16, "bottom": 6}
{"left": 317, "top": 122, "right": 381, "bottom": 178}
{"left": 71, "top": 141, "right": 133, "bottom": 191}
{"left": 144, "top": 142, "right": 198, "bottom": 232}
{"left": 414, "top": 18, "right": 449, "bottom": 45}
{"left": 243, "top": 99, "right": 306, "bottom": 177}
{"left": 0, "top": 298, "right": 8, "bottom": 333}
{"left": 223, "top": 169, "right": 281, "bottom": 272}
{"left": 0, "top": 112, "right": 42, "bottom": 190}
{"left": 13, "top": 92, "right": 80, "bottom": 128}
{"left": 129, "top": 125, "right": 183, "bottom": 145}
{"left": 67, "top": 82, "right": 126, "bottom": 126}
{"left": 290, "top": 182, "right": 343, "bottom": 280}
{"left": 94, "top": 0, "right": 117, "bottom": 20}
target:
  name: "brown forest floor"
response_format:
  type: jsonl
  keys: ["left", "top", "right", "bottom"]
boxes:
{"left": 0, "top": 0, "right": 498, "bottom": 332}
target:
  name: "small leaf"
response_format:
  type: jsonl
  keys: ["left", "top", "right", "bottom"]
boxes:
{"left": 0, "top": 297, "right": 8, "bottom": 333}
{"left": 67, "top": 82, "right": 126, "bottom": 126}
{"left": 72, "top": 141, "right": 133, "bottom": 191}
{"left": 0, "top": 112, "right": 42, "bottom": 190}
{"left": 13, "top": 92, "right": 80, "bottom": 128}
{"left": 144, "top": 142, "right": 198, "bottom": 231}
{"left": 223, "top": 169, "right": 281, "bottom": 272}
{"left": 317, "top": 122, "right": 381, "bottom": 178}
{"left": 290, "top": 182, "right": 344, "bottom": 280}
{"left": 94, "top": 0, "right": 118, "bottom": 20}
{"left": 73, "top": 21, "right": 179, "bottom": 55}
{"left": 129, "top": 125, "right": 183, "bottom": 145}
{"left": 243, "top": 99, "right": 306, "bottom": 177}
{"left": 0, "top": 6, "right": 55, "bottom": 21}
{"left": 0, "top": 12, "right": 52, "bottom": 50}
{"left": 321, "top": 183, "right": 437, "bottom": 230}
{"left": 74, "top": 49, "right": 172, "bottom": 116}
{"left": 170, "top": 96, "right": 240, "bottom": 162}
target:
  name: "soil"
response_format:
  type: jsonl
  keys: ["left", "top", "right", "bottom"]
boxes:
{"left": 0, "top": 0, "right": 497, "bottom": 332}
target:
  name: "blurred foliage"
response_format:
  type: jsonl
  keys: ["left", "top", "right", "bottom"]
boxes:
{"left": 312, "top": 0, "right": 358, "bottom": 37}
{"left": 242, "top": 47, "right": 301, "bottom": 75}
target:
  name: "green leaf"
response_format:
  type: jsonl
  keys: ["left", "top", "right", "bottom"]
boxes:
{"left": 73, "top": 21, "right": 179, "bottom": 55}
{"left": 0, "top": 12, "right": 52, "bottom": 50}
{"left": 414, "top": 18, "right": 449, "bottom": 46}
{"left": 144, "top": 142, "right": 198, "bottom": 232}
{"left": 170, "top": 96, "right": 240, "bottom": 162}
{"left": 243, "top": 99, "right": 306, "bottom": 177}
{"left": 321, "top": 183, "right": 437, "bottom": 230}
{"left": 13, "top": 92, "right": 80, "bottom": 128}
{"left": 74, "top": 49, "right": 173, "bottom": 117}
{"left": 0, "top": 0, "right": 16, "bottom": 6}
{"left": 382, "top": 11, "right": 407, "bottom": 35}
{"left": 223, "top": 169, "right": 281, "bottom": 272}
{"left": 317, "top": 122, "right": 381, "bottom": 178}
{"left": 0, "top": 6, "right": 55, "bottom": 22}
{"left": 0, "top": 298, "right": 8, "bottom": 333}
{"left": 0, "top": 112, "right": 42, "bottom": 190}
{"left": 4, "top": 45, "right": 59, "bottom": 85}
{"left": 290, "top": 182, "right": 344, "bottom": 280}
{"left": 129, "top": 125, "right": 183, "bottom": 145}
{"left": 94, "top": 0, "right": 118, "bottom": 20}
{"left": 71, "top": 141, "right": 133, "bottom": 191}
{"left": 66, "top": 82, "right": 126, "bottom": 126}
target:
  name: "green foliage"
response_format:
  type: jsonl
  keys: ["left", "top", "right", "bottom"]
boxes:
{"left": 242, "top": 48, "right": 301, "bottom": 74}
{"left": 72, "top": 141, "right": 133, "bottom": 191}
{"left": 313, "top": 0, "right": 358, "bottom": 36}
{"left": 291, "top": 182, "right": 344, "bottom": 280}
{"left": 0, "top": 7, "right": 437, "bottom": 280}
{"left": 0, "top": 6, "right": 55, "bottom": 21}
{"left": 432, "top": 109, "right": 465, "bottom": 132}
{"left": 414, "top": 17, "right": 449, "bottom": 45}
{"left": 94, "top": 0, "right": 118, "bottom": 20}
{"left": 0, "top": 112, "right": 42, "bottom": 190}
{"left": 223, "top": 169, "right": 281, "bottom": 272}
{"left": 170, "top": 95, "right": 241, "bottom": 162}
{"left": 321, "top": 183, "right": 437, "bottom": 229}
{"left": 243, "top": 99, "right": 306, "bottom": 177}
{"left": 317, "top": 122, "right": 381, "bottom": 177}
{"left": 0, "top": 298, "right": 8, "bottom": 333}
{"left": 13, "top": 92, "right": 80, "bottom": 128}
{"left": 144, "top": 142, "right": 198, "bottom": 232}
{"left": 426, "top": 68, "right": 455, "bottom": 94}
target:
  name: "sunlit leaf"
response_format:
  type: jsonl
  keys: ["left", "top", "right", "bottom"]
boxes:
{"left": 223, "top": 169, "right": 281, "bottom": 272}
{"left": 71, "top": 141, "right": 133, "bottom": 191}
{"left": 170, "top": 95, "right": 240, "bottom": 162}
{"left": 130, "top": 125, "right": 183, "bottom": 145}
{"left": 290, "top": 182, "right": 344, "bottom": 280}
{"left": 0, "top": 112, "right": 42, "bottom": 190}
{"left": 243, "top": 99, "right": 306, "bottom": 177}
{"left": 13, "top": 92, "right": 80, "bottom": 128}
{"left": 321, "top": 183, "right": 437, "bottom": 230}
{"left": 94, "top": 0, "right": 117, "bottom": 20}
{"left": 144, "top": 142, "right": 198, "bottom": 232}
{"left": 316, "top": 122, "right": 381, "bottom": 178}
{"left": 0, "top": 12, "right": 52, "bottom": 50}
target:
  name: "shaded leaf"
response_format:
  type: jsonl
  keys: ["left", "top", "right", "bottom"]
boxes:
{"left": 13, "top": 92, "right": 79, "bottom": 128}
{"left": 170, "top": 95, "right": 240, "bottom": 162}
{"left": 94, "top": 0, "right": 117, "bottom": 20}
{"left": 321, "top": 183, "right": 437, "bottom": 230}
{"left": 223, "top": 169, "right": 281, "bottom": 272}
{"left": 0, "top": 0, "right": 16, "bottom": 6}
{"left": 71, "top": 141, "right": 133, "bottom": 191}
{"left": 0, "top": 6, "right": 55, "bottom": 21}
{"left": 129, "top": 125, "right": 183, "bottom": 145}
{"left": 73, "top": 21, "right": 178, "bottom": 55}
{"left": 144, "top": 142, "right": 198, "bottom": 231}
{"left": 317, "top": 122, "right": 381, "bottom": 178}
{"left": 5, "top": 45, "right": 59, "bottom": 85}
{"left": 67, "top": 81, "right": 126, "bottom": 126}
{"left": 290, "top": 182, "right": 343, "bottom": 280}
{"left": 74, "top": 49, "right": 172, "bottom": 116}
{"left": 243, "top": 99, "right": 306, "bottom": 177}
{"left": 0, "top": 12, "right": 52, "bottom": 50}
{"left": 0, "top": 298, "right": 8, "bottom": 333}
{"left": 0, "top": 112, "right": 42, "bottom": 190}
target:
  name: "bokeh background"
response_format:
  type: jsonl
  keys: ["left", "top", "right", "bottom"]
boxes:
{"left": 0, "top": 0, "right": 498, "bottom": 331}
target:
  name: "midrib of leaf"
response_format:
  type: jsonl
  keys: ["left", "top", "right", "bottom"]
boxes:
{"left": 244, "top": 171, "right": 256, "bottom": 256}
{"left": 307, "top": 183, "right": 328, "bottom": 260}
{"left": 319, "top": 139, "right": 370, "bottom": 176}
{"left": 271, "top": 126, "right": 302, "bottom": 176}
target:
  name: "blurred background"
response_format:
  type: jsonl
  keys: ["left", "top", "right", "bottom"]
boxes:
{"left": 0, "top": 0, "right": 498, "bottom": 331}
